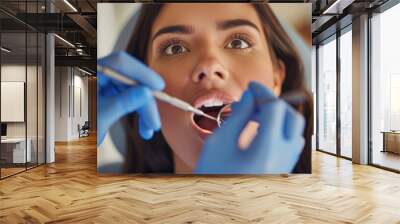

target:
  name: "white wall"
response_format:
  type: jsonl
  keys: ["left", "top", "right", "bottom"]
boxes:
{"left": 97, "top": 3, "right": 140, "bottom": 58}
{"left": 54, "top": 67, "right": 89, "bottom": 141}
{"left": 1, "top": 64, "right": 46, "bottom": 163}
{"left": 54, "top": 66, "right": 69, "bottom": 141}
{"left": 1, "top": 65, "right": 34, "bottom": 138}
{"left": 1, "top": 65, "right": 26, "bottom": 141}
{"left": 71, "top": 72, "right": 89, "bottom": 138}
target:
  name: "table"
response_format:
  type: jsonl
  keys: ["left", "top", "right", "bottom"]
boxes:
{"left": 381, "top": 131, "right": 400, "bottom": 154}
{"left": 1, "top": 138, "right": 31, "bottom": 163}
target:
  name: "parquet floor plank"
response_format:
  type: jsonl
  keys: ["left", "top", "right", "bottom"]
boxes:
{"left": 0, "top": 135, "right": 399, "bottom": 223}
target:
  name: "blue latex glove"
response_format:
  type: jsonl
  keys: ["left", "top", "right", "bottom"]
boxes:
{"left": 195, "top": 82, "right": 305, "bottom": 174}
{"left": 97, "top": 51, "right": 165, "bottom": 145}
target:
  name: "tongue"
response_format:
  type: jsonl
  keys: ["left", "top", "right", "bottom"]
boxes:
{"left": 197, "top": 117, "right": 218, "bottom": 132}
{"left": 196, "top": 110, "right": 219, "bottom": 132}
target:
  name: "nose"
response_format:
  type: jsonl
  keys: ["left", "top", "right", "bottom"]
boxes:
{"left": 191, "top": 53, "right": 229, "bottom": 88}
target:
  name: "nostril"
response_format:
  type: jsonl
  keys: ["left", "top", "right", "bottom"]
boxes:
{"left": 194, "top": 70, "right": 226, "bottom": 83}
{"left": 215, "top": 72, "right": 224, "bottom": 79}
{"left": 198, "top": 73, "right": 206, "bottom": 81}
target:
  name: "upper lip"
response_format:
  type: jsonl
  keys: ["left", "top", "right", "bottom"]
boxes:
{"left": 192, "top": 90, "right": 236, "bottom": 109}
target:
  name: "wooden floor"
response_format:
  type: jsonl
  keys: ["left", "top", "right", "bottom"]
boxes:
{"left": 1, "top": 135, "right": 400, "bottom": 223}
{"left": 1, "top": 167, "right": 26, "bottom": 178}
{"left": 372, "top": 151, "right": 400, "bottom": 171}
{"left": 1, "top": 163, "right": 44, "bottom": 178}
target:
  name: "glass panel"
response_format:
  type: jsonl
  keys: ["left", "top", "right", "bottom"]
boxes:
{"left": 317, "top": 37, "right": 337, "bottom": 154}
{"left": 312, "top": 46, "right": 317, "bottom": 151}
{"left": 27, "top": 31, "right": 38, "bottom": 169}
{"left": 38, "top": 32, "right": 45, "bottom": 165}
{"left": 1, "top": 30, "right": 28, "bottom": 177}
{"left": 0, "top": 1, "right": 46, "bottom": 178}
{"left": 340, "top": 29, "right": 352, "bottom": 158}
{"left": 371, "top": 3, "right": 400, "bottom": 171}
{"left": 26, "top": 0, "right": 38, "bottom": 169}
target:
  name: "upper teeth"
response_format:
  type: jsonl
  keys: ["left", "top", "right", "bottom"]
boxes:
{"left": 200, "top": 99, "right": 224, "bottom": 108}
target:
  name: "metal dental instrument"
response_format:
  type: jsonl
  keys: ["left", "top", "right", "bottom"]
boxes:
{"left": 257, "top": 91, "right": 307, "bottom": 106}
{"left": 97, "top": 65, "right": 219, "bottom": 122}
{"left": 216, "top": 91, "right": 307, "bottom": 127}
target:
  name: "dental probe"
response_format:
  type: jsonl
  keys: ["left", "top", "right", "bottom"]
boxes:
{"left": 97, "top": 65, "right": 219, "bottom": 122}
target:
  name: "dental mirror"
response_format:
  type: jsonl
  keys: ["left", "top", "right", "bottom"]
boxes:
{"left": 216, "top": 104, "right": 232, "bottom": 127}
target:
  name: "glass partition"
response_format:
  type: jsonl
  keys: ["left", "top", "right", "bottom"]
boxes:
{"left": 38, "top": 32, "right": 45, "bottom": 165}
{"left": 1, "top": 30, "right": 28, "bottom": 178}
{"left": 0, "top": 1, "right": 46, "bottom": 179}
{"left": 339, "top": 28, "right": 352, "bottom": 158}
{"left": 27, "top": 30, "right": 38, "bottom": 169}
{"left": 370, "top": 3, "right": 400, "bottom": 171}
{"left": 317, "top": 36, "right": 337, "bottom": 155}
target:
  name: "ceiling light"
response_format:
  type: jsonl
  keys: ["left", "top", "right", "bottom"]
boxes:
{"left": 78, "top": 67, "right": 93, "bottom": 76}
{"left": 54, "top": 34, "right": 75, "bottom": 48}
{"left": 1, "top": 47, "right": 11, "bottom": 53}
{"left": 63, "top": 0, "right": 78, "bottom": 12}
{"left": 322, "top": 0, "right": 355, "bottom": 15}
{"left": 323, "top": 0, "right": 341, "bottom": 14}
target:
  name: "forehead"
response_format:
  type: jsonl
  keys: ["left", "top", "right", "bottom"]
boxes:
{"left": 151, "top": 3, "right": 261, "bottom": 31}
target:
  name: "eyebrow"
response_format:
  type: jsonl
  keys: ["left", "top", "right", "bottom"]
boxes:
{"left": 152, "top": 25, "right": 194, "bottom": 42}
{"left": 151, "top": 19, "right": 260, "bottom": 42}
{"left": 217, "top": 19, "right": 260, "bottom": 33}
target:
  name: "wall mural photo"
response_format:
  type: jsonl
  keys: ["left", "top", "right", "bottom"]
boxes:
{"left": 97, "top": 3, "right": 312, "bottom": 174}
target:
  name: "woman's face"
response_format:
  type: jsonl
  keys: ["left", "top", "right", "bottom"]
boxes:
{"left": 147, "top": 3, "right": 285, "bottom": 173}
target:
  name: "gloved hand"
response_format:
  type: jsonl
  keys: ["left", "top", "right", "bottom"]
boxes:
{"left": 195, "top": 82, "right": 305, "bottom": 174}
{"left": 97, "top": 51, "right": 165, "bottom": 145}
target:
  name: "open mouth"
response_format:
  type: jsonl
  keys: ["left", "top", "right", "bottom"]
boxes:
{"left": 191, "top": 92, "right": 234, "bottom": 134}
{"left": 193, "top": 104, "right": 230, "bottom": 132}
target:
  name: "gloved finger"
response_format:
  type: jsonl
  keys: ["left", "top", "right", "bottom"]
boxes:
{"left": 97, "top": 71, "right": 110, "bottom": 88}
{"left": 137, "top": 95, "right": 161, "bottom": 132}
{"left": 230, "top": 100, "right": 262, "bottom": 123}
{"left": 138, "top": 116, "right": 154, "bottom": 140}
{"left": 214, "top": 89, "right": 255, "bottom": 141}
{"left": 231, "top": 82, "right": 278, "bottom": 123}
{"left": 247, "top": 81, "right": 303, "bottom": 126}
{"left": 296, "top": 137, "right": 305, "bottom": 153}
{"left": 98, "top": 72, "right": 122, "bottom": 98}
{"left": 283, "top": 105, "right": 305, "bottom": 140}
{"left": 282, "top": 137, "right": 305, "bottom": 172}
{"left": 247, "top": 100, "right": 286, "bottom": 153}
{"left": 98, "top": 70, "right": 135, "bottom": 95}
{"left": 245, "top": 81, "right": 277, "bottom": 124}
{"left": 97, "top": 51, "right": 165, "bottom": 91}
{"left": 102, "top": 86, "right": 152, "bottom": 129}
{"left": 248, "top": 81, "right": 277, "bottom": 103}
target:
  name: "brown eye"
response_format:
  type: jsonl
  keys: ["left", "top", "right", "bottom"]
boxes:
{"left": 164, "top": 44, "right": 188, "bottom": 55}
{"left": 226, "top": 38, "right": 250, "bottom": 49}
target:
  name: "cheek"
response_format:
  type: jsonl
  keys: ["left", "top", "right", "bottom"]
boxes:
{"left": 157, "top": 100, "right": 202, "bottom": 170}
{"left": 150, "top": 63, "right": 193, "bottom": 138}
{"left": 157, "top": 101, "right": 183, "bottom": 144}
{"left": 227, "top": 54, "right": 276, "bottom": 90}
{"left": 150, "top": 58, "right": 195, "bottom": 98}
{"left": 148, "top": 60, "right": 202, "bottom": 169}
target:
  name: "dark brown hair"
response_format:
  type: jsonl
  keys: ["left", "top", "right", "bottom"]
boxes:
{"left": 121, "top": 3, "right": 313, "bottom": 173}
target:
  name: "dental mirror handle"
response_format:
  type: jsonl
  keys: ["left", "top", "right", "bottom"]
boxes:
{"left": 256, "top": 91, "right": 307, "bottom": 105}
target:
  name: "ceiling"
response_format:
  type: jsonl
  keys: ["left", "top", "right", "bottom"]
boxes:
{"left": 0, "top": 0, "right": 394, "bottom": 73}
